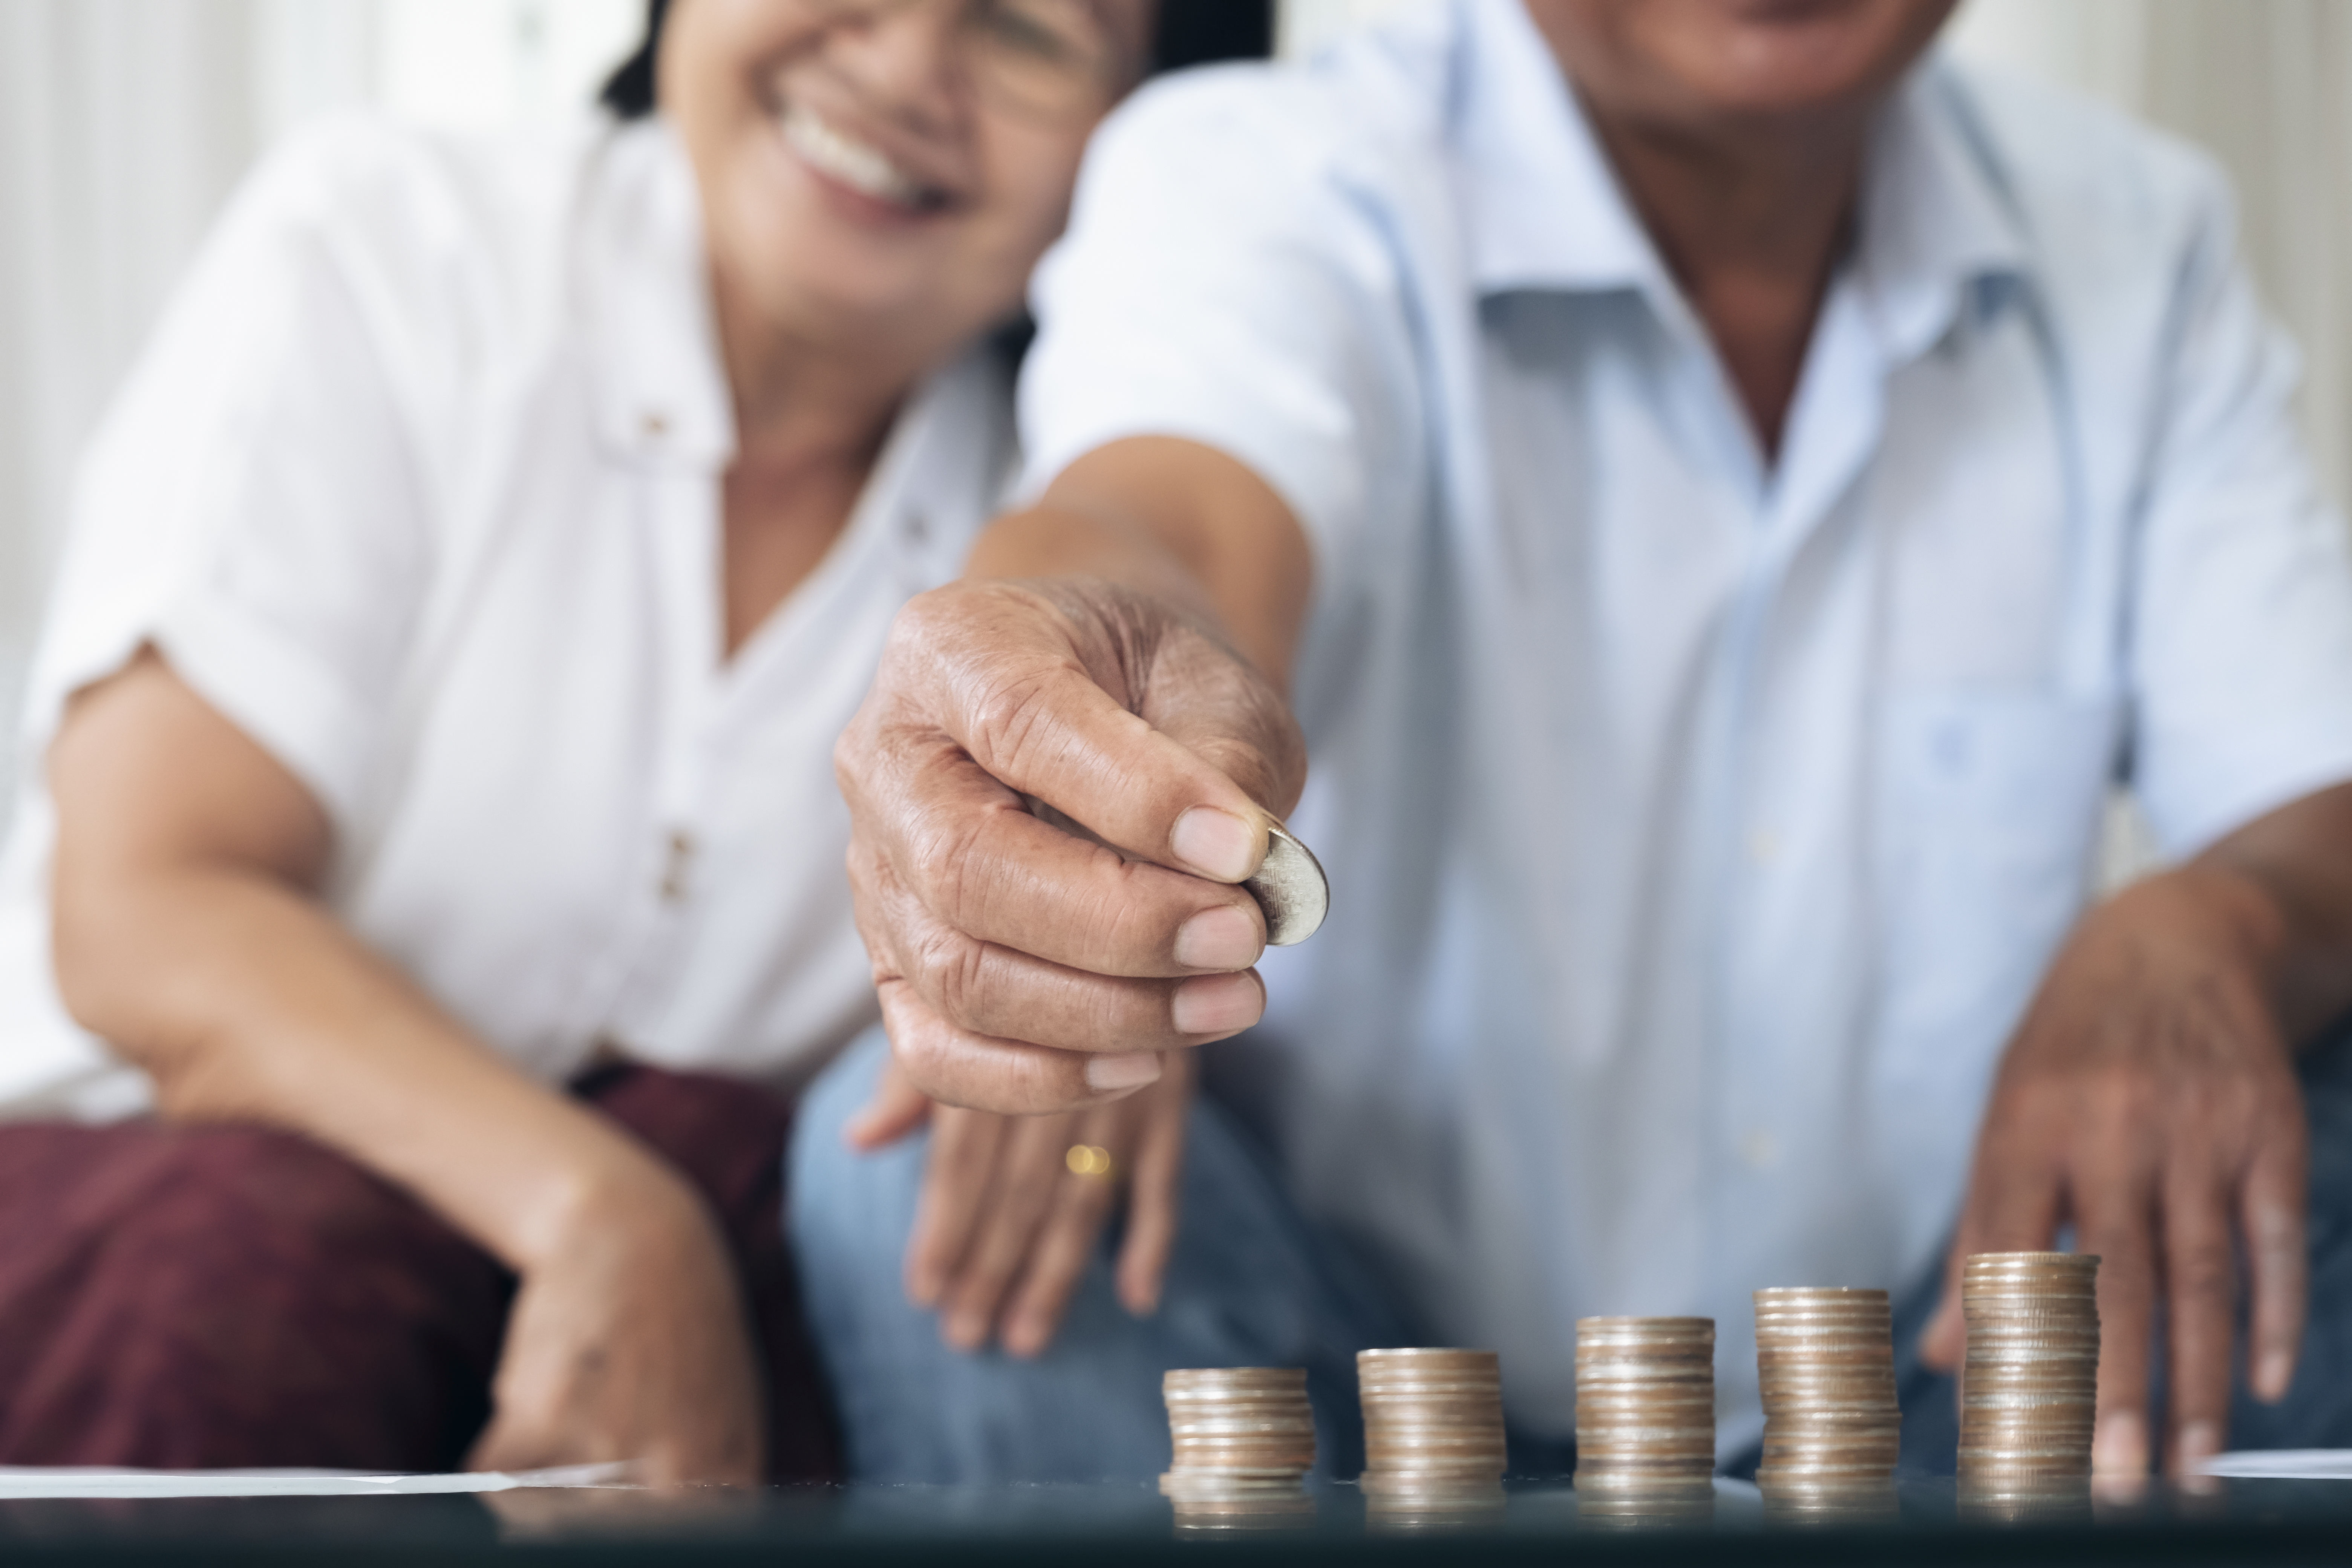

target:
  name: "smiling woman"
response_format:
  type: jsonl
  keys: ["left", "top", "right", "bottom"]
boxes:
{"left": 600, "top": 0, "right": 1274, "bottom": 118}
{"left": 0, "top": 0, "right": 1257, "bottom": 1485}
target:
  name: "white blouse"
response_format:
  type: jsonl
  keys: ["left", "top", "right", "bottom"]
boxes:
{"left": 0, "top": 113, "right": 1014, "bottom": 1119}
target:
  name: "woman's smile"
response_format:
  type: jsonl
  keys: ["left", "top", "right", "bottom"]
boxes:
{"left": 776, "top": 97, "right": 957, "bottom": 216}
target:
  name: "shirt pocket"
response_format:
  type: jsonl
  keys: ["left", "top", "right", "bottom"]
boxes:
{"left": 1873, "top": 689, "right": 2121, "bottom": 1090}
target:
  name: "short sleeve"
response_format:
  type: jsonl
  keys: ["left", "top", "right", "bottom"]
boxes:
{"left": 1017, "top": 71, "right": 1421, "bottom": 606}
{"left": 24, "top": 124, "right": 433, "bottom": 833}
{"left": 2128, "top": 173, "right": 2352, "bottom": 856}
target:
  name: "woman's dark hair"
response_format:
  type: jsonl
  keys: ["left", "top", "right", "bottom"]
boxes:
{"left": 598, "top": 0, "right": 1273, "bottom": 120}
{"left": 600, "top": 0, "right": 670, "bottom": 118}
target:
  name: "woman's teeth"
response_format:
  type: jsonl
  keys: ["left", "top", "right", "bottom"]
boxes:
{"left": 781, "top": 103, "right": 934, "bottom": 210}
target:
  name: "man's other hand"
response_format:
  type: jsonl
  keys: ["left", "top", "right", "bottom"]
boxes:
{"left": 1920, "top": 865, "right": 2308, "bottom": 1478}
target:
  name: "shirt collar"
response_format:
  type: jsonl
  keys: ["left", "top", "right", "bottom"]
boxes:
{"left": 1455, "top": 3, "right": 2030, "bottom": 343}
{"left": 1455, "top": 0, "right": 1660, "bottom": 297}
{"left": 1853, "top": 58, "right": 2033, "bottom": 361}
{"left": 582, "top": 118, "right": 738, "bottom": 470}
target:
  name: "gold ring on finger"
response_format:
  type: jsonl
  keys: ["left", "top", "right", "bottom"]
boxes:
{"left": 1066, "top": 1144, "right": 1115, "bottom": 1181}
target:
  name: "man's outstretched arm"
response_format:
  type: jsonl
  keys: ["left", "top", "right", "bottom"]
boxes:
{"left": 831, "top": 435, "right": 1311, "bottom": 1354}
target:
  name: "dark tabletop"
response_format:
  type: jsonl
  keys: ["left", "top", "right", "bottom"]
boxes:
{"left": 2, "top": 1476, "right": 2350, "bottom": 1565}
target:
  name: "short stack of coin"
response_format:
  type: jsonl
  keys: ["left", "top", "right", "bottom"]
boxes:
{"left": 1159, "top": 1367, "right": 1316, "bottom": 1511}
{"left": 1573, "top": 1317, "right": 1717, "bottom": 1498}
{"left": 1357, "top": 1349, "right": 1507, "bottom": 1514}
{"left": 1753, "top": 1286, "right": 1901, "bottom": 1496}
{"left": 1958, "top": 1252, "right": 2101, "bottom": 1493}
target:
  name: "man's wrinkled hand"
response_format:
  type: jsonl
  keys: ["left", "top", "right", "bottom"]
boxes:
{"left": 1919, "top": 866, "right": 2308, "bottom": 1478}
{"left": 835, "top": 576, "right": 1305, "bottom": 1116}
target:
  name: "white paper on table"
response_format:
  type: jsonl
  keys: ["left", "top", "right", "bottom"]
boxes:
{"left": 0, "top": 1460, "right": 639, "bottom": 1499}
{"left": 2197, "top": 1449, "right": 2352, "bottom": 1479}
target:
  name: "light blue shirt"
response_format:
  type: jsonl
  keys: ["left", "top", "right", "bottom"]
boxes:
{"left": 1021, "top": 0, "right": 2352, "bottom": 1453}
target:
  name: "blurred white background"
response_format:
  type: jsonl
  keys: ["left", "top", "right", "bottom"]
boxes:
{"left": 3, "top": 0, "right": 2350, "bottom": 837}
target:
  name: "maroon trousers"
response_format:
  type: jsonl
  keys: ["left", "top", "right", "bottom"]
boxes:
{"left": 0, "top": 1066, "right": 838, "bottom": 1480}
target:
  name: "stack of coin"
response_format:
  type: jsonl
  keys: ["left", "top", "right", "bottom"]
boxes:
{"left": 1159, "top": 1367, "right": 1316, "bottom": 1508}
{"left": 1357, "top": 1349, "right": 1507, "bottom": 1513}
{"left": 1959, "top": 1252, "right": 2101, "bottom": 1489}
{"left": 1574, "top": 1317, "right": 1716, "bottom": 1498}
{"left": 1752, "top": 1286, "right": 1901, "bottom": 1493}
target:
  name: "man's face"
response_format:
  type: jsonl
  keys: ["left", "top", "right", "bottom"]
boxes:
{"left": 1524, "top": 0, "right": 1958, "bottom": 136}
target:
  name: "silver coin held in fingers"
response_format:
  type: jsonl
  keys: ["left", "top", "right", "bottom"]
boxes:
{"left": 1246, "top": 825, "right": 1329, "bottom": 947}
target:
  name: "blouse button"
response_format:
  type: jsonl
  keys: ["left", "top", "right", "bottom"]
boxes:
{"left": 659, "top": 830, "right": 694, "bottom": 903}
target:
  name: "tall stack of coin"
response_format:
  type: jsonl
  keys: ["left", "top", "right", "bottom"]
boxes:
{"left": 1573, "top": 1317, "right": 1717, "bottom": 1498}
{"left": 1159, "top": 1367, "right": 1316, "bottom": 1510}
{"left": 1357, "top": 1349, "right": 1507, "bottom": 1514}
{"left": 1752, "top": 1287, "right": 1901, "bottom": 1491}
{"left": 1958, "top": 1252, "right": 2101, "bottom": 1494}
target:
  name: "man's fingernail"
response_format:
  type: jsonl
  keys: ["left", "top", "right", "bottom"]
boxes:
{"left": 2257, "top": 1351, "right": 2295, "bottom": 1402}
{"left": 1086, "top": 1052, "right": 1163, "bottom": 1094}
{"left": 1173, "top": 972, "right": 1263, "bottom": 1035}
{"left": 1003, "top": 1318, "right": 1044, "bottom": 1359}
{"left": 2179, "top": 1419, "right": 2222, "bottom": 1471}
{"left": 1175, "top": 906, "right": 1259, "bottom": 970}
{"left": 2093, "top": 1410, "right": 2147, "bottom": 1477}
{"left": 1171, "top": 808, "right": 1260, "bottom": 882}
{"left": 942, "top": 1313, "right": 984, "bottom": 1351}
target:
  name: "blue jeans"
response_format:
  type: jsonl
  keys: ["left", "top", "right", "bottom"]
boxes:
{"left": 787, "top": 1031, "right": 1406, "bottom": 1482}
{"left": 790, "top": 1021, "right": 2352, "bottom": 1482}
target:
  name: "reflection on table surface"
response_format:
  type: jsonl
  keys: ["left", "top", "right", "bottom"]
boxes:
{"left": 0, "top": 1475, "right": 2347, "bottom": 1561}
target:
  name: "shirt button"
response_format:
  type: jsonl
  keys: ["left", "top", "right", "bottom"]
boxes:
{"left": 1746, "top": 830, "right": 1780, "bottom": 867}
{"left": 659, "top": 830, "right": 694, "bottom": 903}
{"left": 1738, "top": 1130, "right": 1780, "bottom": 1172}
{"left": 640, "top": 409, "right": 671, "bottom": 441}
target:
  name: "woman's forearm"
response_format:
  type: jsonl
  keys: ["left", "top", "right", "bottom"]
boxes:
{"left": 47, "top": 654, "right": 698, "bottom": 1274}
{"left": 71, "top": 869, "right": 689, "bottom": 1270}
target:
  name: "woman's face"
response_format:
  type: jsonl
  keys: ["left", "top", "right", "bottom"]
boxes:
{"left": 661, "top": 0, "right": 1151, "bottom": 364}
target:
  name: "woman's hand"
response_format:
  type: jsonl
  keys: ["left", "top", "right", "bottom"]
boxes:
{"left": 52, "top": 654, "right": 770, "bottom": 1488}
{"left": 849, "top": 1050, "right": 1193, "bottom": 1356}
{"left": 468, "top": 1164, "right": 764, "bottom": 1486}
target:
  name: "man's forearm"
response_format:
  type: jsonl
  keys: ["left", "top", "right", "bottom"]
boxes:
{"left": 2197, "top": 780, "right": 2352, "bottom": 1045}
{"left": 969, "top": 437, "right": 1312, "bottom": 687}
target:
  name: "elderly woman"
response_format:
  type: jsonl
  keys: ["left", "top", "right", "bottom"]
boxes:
{"left": 0, "top": 0, "right": 1265, "bottom": 1484}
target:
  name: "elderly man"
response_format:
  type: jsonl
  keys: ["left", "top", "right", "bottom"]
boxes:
{"left": 798, "top": 0, "right": 2352, "bottom": 1482}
